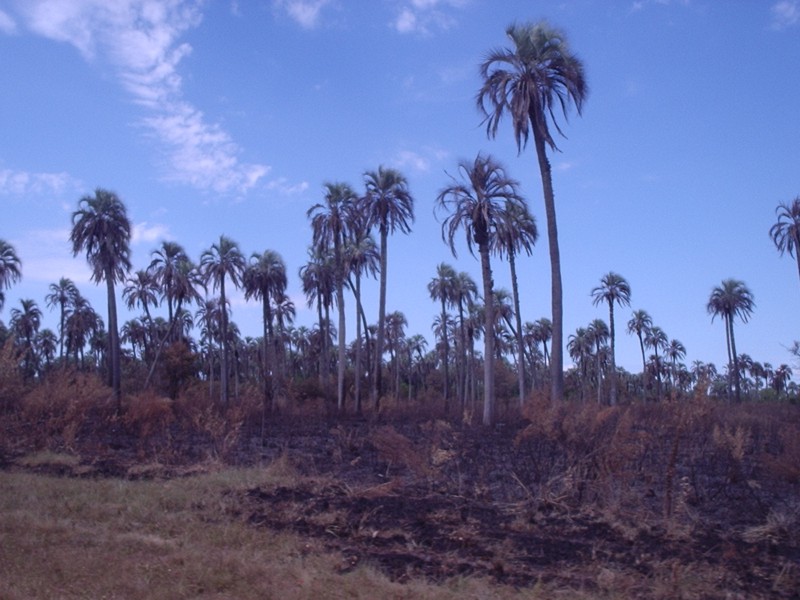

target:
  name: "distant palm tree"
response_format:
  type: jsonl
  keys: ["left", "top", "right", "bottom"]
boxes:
{"left": 149, "top": 241, "right": 187, "bottom": 328}
{"left": 492, "top": 201, "right": 537, "bottom": 407}
{"left": 363, "top": 166, "right": 414, "bottom": 410}
{"left": 666, "top": 338, "right": 687, "bottom": 393}
{"left": 587, "top": 318, "right": 609, "bottom": 404}
{"left": 10, "top": 298, "right": 42, "bottom": 379}
{"left": 384, "top": 310, "right": 408, "bottom": 399}
{"left": 707, "top": 279, "right": 755, "bottom": 402}
{"left": 0, "top": 239, "right": 22, "bottom": 313}
{"left": 45, "top": 277, "right": 78, "bottom": 360}
{"left": 769, "top": 196, "right": 800, "bottom": 290}
{"left": 300, "top": 248, "right": 335, "bottom": 386}
{"left": 567, "top": 326, "right": 592, "bottom": 402}
{"left": 627, "top": 309, "right": 653, "bottom": 378}
{"left": 243, "top": 249, "right": 287, "bottom": 411}
{"left": 644, "top": 325, "right": 668, "bottom": 400}
{"left": 478, "top": 21, "right": 588, "bottom": 403}
{"left": 453, "top": 271, "right": 478, "bottom": 409}
{"left": 428, "top": 262, "right": 457, "bottom": 411}
{"left": 308, "top": 182, "right": 357, "bottom": 412}
{"left": 436, "top": 153, "right": 526, "bottom": 425}
{"left": 70, "top": 188, "right": 131, "bottom": 408}
{"left": 200, "top": 235, "right": 245, "bottom": 407}
{"left": 591, "top": 272, "right": 631, "bottom": 405}
{"left": 64, "top": 293, "right": 100, "bottom": 368}
{"left": 123, "top": 269, "right": 159, "bottom": 326}
{"left": 35, "top": 328, "right": 57, "bottom": 376}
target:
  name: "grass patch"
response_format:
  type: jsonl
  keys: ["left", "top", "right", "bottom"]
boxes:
{"left": 0, "top": 469, "right": 531, "bottom": 600}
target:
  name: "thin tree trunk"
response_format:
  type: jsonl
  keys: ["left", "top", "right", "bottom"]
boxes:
{"left": 105, "top": 274, "right": 122, "bottom": 412}
{"left": 220, "top": 278, "right": 229, "bottom": 407}
{"left": 336, "top": 276, "right": 346, "bottom": 412}
{"left": 729, "top": 317, "right": 741, "bottom": 402}
{"left": 458, "top": 299, "right": 467, "bottom": 412}
{"left": 608, "top": 302, "right": 618, "bottom": 405}
{"left": 353, "top": 273, "right": 363, "bottom": 413}
{"left": 533, "top": 129, "right": 563, "bottom": 402}
{"left": 441, "top": 297, "right": 449, "bottom": 413}
{"left": 479, "top": 243, "right": 495, "bottom": 426}
{"left": 372, "top": 228, "right": 388, "bottom": 410}
{"left": 509, "top": 251, "right": 526, "bottom": 407}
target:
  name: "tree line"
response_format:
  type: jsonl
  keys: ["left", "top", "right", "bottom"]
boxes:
{"left": 1, "top": 22, "right": 798, "bottom": 423}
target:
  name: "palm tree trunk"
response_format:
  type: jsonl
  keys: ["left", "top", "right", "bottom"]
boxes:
{"left": 458, "top": 299, "right": 467, "bottom": 412}
{"left": 441, "top": 297, "right": 450, "bottom": 412}
{"left": 105, "top": 273, "right": 122, "bottom": 412}
{"left": 532, "top": 129, "right": 564, "bottom": 402}
{"left": 509, "top": 250, "right": 526, "bottom": 407}
{"left": 479, "top": 243, "right": 495, "bottom": 425}
{"left": 220, "top": 278, "right": 229, "bottom": 407}
{"left": 728, "top": 317, "right": 741, "bottom": 402}
{"left": 336, "top": 277, "right": 346, "bottom": 412}
{"left": 353, "top": 273, "right": 363, "bottom": 413}
{"left": 608, "top": 302, "right": 618, "bottom": 405}
{"left": 372, "top": 228, "right": 388, "bottom": 410}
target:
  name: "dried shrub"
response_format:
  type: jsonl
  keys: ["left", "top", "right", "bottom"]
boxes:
{"left": 123, "top": 391, "right": 174, "bottom": 439}
{"left": 0, "top": 338, "right": 25, "bottom": 413}
{"left": 19, "top": 369, "right": 112, "bottom": 449}
{"left": 368, "top": 425, "right": 430, "bottom": 477}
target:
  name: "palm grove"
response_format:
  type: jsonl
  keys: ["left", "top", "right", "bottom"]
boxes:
{"left": 1, "top": 22, "right": 798, "bottom": 424}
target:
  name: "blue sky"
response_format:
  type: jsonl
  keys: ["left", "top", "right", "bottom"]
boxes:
{"left": 1, "top": 0, "right": 799, "bottom": 376}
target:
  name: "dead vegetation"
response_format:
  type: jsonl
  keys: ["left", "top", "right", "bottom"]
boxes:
{"left": 1, "top": 375, "right": 799, "bottom": 598}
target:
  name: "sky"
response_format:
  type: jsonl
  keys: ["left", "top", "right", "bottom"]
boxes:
{"left": 1, "top": 0, "right": 799, "bottom": 377}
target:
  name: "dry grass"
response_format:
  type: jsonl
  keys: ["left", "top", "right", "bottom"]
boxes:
{"left": 0, "top": 468, "right": 535, "bottom": 600}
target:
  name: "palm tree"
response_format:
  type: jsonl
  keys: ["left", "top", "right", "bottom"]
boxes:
{"left": 200, "top": 235, "right": 245, "bottom": 407}
{"left": 35, "top": 328, "right": 58, "bottom": 376}
{"left": 45, "top": 277, "right": 78, "bottom": 360}
{"left": 627, "top": 309, "right": 653, "bottom": 379}
{"left": 70, "top": 188, "right": 131, "bottom": 408}
{"left": 644, "top": 325, "right": 668, "bottom": 400}
{"left": 363, "top": 166, "right": 414, "bottom": 410}
{"left": 428, "top": 263, "right": 458, "bottom": 411}
{"left": 492, "top": 201, "right": 537, "bottom": 407}
{"left": 769, "top": 197, "right": 800, "bottom": 289}
{"left": 344, "top": 203, "right": 379, "bottom": 413}
{"left": 567, "top": 326, "right": 592, "bottom": 402}
{"left": 308, "top": 182, "right": 357, "bottom": 412}
{"left": 10, "top": 298, "right": 42, "bottom": 379}
{"left": 436, "top": 153, "right": 526, "bottom": 425}
{"left": 591, "top": 272, "right": 631, "bottom": 405}
{"left": 123, "top": 269, "right": 159, "bottom": 327}
{"left": 707, "top": 279, "right": 755, "bottom": 402}
{"left": 666, "top": 338, "right": 686, "bottom": 393}
{"left": 243, "top": 249, "right": 287, "bottom": 411}
{"left": 149, "top": 241, "right": 188, "bottom": 329}
{"left": 0, "top": 239, "right": 22, "bottom": 313}
{"left": 64, "top": 293, "right": 100, "bottom": 368}
{"left": 300, "top": 248, "right": 336, "bottom": 386}
{"left": 478, "top": 21, "right": 588, "bottom": 403}
{"left": 587, "top": 318, "right": 609, "bottom": 404}
{"left": 453, "top": 271, "right": 478, "bottom": 410}
{"left": 384, "top": 310, "right": 408, "bottom": 399}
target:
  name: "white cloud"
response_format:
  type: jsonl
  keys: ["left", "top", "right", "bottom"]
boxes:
{"left": 392, "top": 0, "right": 467, "bottom": 35}
{"left": 771, "top": 1, "right": 800, "bottom": 28}
{"left": 0, "top": 9, "right": 17, "bottom": 34}
{"left": 265, "top": 177, "right": 310, "bottom": 196}
{"left": 0, "top": 168, "right": 81, "bottom": 196}
{"left": 132, "top": 221, "right": 170, "bottom": 244}
{"left": 14, "top": 0, "right": 269, "bottom": 194}
{"left": 274, "top": 0, "right": 332, "bottom": 29}
{"left": 392, "top": 147, "right": 448, "bottom": 172}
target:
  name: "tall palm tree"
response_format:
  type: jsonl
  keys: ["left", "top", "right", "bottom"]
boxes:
{"left": 707, "top": 279, "right": 755, "bottom": 402}
{"left": 587, "top": 318, "right": 609, "bottom": 404}
{"left": 591, "top": 272, "right": 631, "bottom": 405}
{"left": 567, "top": 326, "right": 592, "bottom": 402}
{"left": 300, "top": 248, "right": 336, "bottom": 386}
{"left": 243, "top": 249, "right": 287, "bottom": 411}
{"left": 149, "top": 241, "right": 188, "bottom": 329}
{"left": 0, "top": 239, "right": 22, "bottom": 313}
{"left": 363, "top": 166, "right": 414, "bottom": 410}
{"left": 64, "top": 293, "right": 100, "bottom": 368}
{"left": 666, "top": 338, "right": 687, "bottom": 393}
{"left": 45, "top": 277, "right": 78, "bottom": 360}
{"left": 627, "top": 309, "right": 653, "bottom": 378}
{"left": 70, "top": 188, "right": 131, "bottom": 408}
{"left": 436, "top": 153, "right": 526, "bottom": 425}
{"left": 384, "top": 310, "right": 407, "bottom": 399}
{"left": 478, "top": 21, "right": 588, "bottom": 403}
{"left": 200, "top": 235, "right": 245, "bottom": 407}
{"left": 35, "top": 328, "right": 58, "bottom": 376}
{"left": 308, "top": 182, "right": 357, "bottom": 412}
{"left": 492, "top": 201, "right": 537, "bottom": 406}
{"left": 769, "top": 196, "right": 800, "bottom": 290}
{"left": 428, "top": 262, "right": 458, "bottom": 411}
{"left": 344, "top": 203, "right": 379, "bottom": 413}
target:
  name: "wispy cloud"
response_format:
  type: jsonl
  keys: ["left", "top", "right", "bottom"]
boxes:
{"left": 273, "top": 0, "right": 333, "bottom": 29}
{"left": 0, "top": 167, "right": 81, "bottom": 196}
{"left": 392, "top": 147, "right": 448, "bottom": 173}
{"left": 630, "top": 0, "right": 690, "bottom": 13}
{"left": 771, "top": 0, "right": 799, "bottom": 28}
{"left": 0, "top": 9, "right": 16, "bottom": 34}
{"left": 392, "top": 0, "right": 468, "bottom": 35}
{"left": 13, "top": 0, "right": 269, "bottom": 194}
{"left": 265, "top": 177, "right": 310, "bottom": 196}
